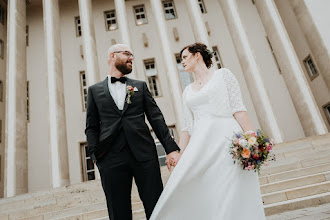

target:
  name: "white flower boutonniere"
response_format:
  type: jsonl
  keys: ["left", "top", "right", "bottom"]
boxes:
{"left": 126, "top": 85, "right": 134, "bottom": 104}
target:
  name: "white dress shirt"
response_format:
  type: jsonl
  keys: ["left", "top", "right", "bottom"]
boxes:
{"left": 107, "top": 75, "right": 127, "bottom": 110}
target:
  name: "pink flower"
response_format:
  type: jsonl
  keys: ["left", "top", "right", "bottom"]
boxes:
{"left": 266, "top": 145, "right": 273, "bottom": 151}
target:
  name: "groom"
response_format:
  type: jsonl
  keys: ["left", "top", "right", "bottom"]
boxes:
{"left": 85, "top": 44, "right": 181, "bottom": 219}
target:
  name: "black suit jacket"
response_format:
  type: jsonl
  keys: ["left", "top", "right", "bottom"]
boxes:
{"left": 85, "top": 77, "right": 180, "bottom": 162}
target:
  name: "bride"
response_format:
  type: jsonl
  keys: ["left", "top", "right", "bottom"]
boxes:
{"left": 150, "top": 43, "right": 265, "bottom": 220}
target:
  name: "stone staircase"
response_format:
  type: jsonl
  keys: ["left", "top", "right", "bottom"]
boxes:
{"left": 0, "top": 134, "right": 329, "bottom": 219}
{"left": 260, "top": 133, "right": 330, "bottom": 216}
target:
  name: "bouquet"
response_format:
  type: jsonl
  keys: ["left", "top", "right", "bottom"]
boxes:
{"left": 229, "top": 129, "right": 275, "bottom": 174}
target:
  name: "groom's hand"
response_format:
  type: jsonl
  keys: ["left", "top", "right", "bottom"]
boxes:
{"left": 165, "top": 151, "right": 181, "bottom": 171}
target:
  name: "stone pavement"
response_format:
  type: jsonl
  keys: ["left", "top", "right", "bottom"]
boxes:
{"left": 267, "top": 203, "right": 330, "bottom": 220}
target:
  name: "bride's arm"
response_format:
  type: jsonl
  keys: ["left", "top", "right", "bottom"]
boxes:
{"left": 223, "top": 69, "right": 253, "bottom": 132}
{"left": 178, "top": 131, "right": 191, "bottom": 154}
{"left": 234, "top": 111, "right": 253, "bottom": 132}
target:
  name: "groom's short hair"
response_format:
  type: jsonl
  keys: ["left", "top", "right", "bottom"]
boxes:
{"left": 107, "top": 44, "right": 130, "bottom": 63}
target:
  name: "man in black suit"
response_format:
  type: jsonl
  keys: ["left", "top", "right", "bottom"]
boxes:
{"left": 85, "top": 44, "right": 181, "bottom": 219}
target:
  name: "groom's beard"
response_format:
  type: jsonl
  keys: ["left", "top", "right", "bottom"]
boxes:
{"left": 115, "top": 60, "right": 132, "bottom": 75}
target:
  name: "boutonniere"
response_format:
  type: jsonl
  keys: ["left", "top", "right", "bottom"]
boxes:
{"left": 126, "top": 85, "right": 134, "bottom": 104}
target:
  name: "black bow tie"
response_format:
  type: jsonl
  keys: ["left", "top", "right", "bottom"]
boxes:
{"left": 111, "top": 76, "right": 127, "bottom": 84}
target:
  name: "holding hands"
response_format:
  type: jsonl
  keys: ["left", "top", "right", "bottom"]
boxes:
{"left": 165, "top": 151, "right": 181, "bottom": 171}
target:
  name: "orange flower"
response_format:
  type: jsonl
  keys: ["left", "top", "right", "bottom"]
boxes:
{"left": 241, "top": 148, "right": 251, "bottom": 158}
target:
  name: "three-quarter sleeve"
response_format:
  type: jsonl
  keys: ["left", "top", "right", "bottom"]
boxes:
{"left": 223, "top": 68, "right": 247, "bottom": 114}
{"left": 181, "top": 88, "right": 194, "bottom": 135}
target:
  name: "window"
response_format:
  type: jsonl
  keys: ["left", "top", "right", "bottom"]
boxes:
{"left": 0, "top": 39, "right": 4, "bottom": 59}
{"left": 144, "top": 59, "right": 160, "bottom": 97}
{"left": 81, "top": 143, "right": 96, "bottom": 181}
{"left": 198, "top": 0, "right": 207, "bottom": 13}
{"left": 212, "top": 46, "right": 223, "bottom": 69}
{"left": 134, "top": 5, "right": 147, "bottom": 25}
{"left": 266, "top": 36, "right": 281, "bottom": 73}
{"left": 0, "top": 4, "right": 4, "bottom": 25}
{"left": 0, "top": 80, "right": 3, "bottom": 102}
{"left": 163, "top": 1, "right": 177, "bottom": 20}
{"left": 75, "top": 17, "right": 81, "bottom": 37}
{"left": 26, "top": 25, "right": 29, "bottom": 46}
{"left": 151, "top": 126, "right": 177, "bottom": 166}
{"left": 175, "top": 54, "right": 193, "bottom": 89}
{"left": 104, "top": 10, "right": 118, "bottom": 31}
{"left": 27, "top": 81, "right": 29, "bottom": 121}
{"left": 304, "top": 55, "right": 318, "bottom": 80}
{"left": 80, "top": 71, "right": 88, "bottom": 111}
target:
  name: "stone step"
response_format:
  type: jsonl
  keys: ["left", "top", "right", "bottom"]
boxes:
{"left": 274, "top": 134, "right": 330, "bottom": 151}
{"left": 14, "top": 200, "right": 144, "bottom": 220}
{"left": 264, "top": 191, "right": 330, "bottom": 216}
{"left": 260, "top": 155, "right": 330, "bottom": 176}
{"left": 0, "top": 189, "right": 105, "bottom": 216}
{"left": 0, "top": 214, "right": 8, "bottom": 220}
{"left": 274, "top": 146, "right": 330, "bottom": 162}
{"left": 259, "top": 162, "right": 330, "bottom": 185}
{"left": 4, "top": 191, "right": 143, "bottom": 219}
{"left": 0, "top": 182, "right": 103, "bottom": 214}
{"left": 262, "top": 181, "right": 330, "bottom": 205}
{"left": 0, "top": 180, "right": 103, "bottom": 205}
{"left": 260, "top": 171, "right": 330, "bottom": 194}
{"left": 274, "top": 139, "right": 328, "bottom": 154}
{"left": 132, "top": 209, "right": 146, "bottom": 220}
{"left": 0, "top": 181, "right": 144, "bottom": 216}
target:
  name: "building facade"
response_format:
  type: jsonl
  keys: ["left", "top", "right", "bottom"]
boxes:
{"left": 0, "top": 0, "right": 329, "bottom": 198}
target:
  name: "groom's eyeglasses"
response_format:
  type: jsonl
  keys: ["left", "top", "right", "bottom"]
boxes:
{"left": 113, "top": 51, "right": 134, "bottom": 59}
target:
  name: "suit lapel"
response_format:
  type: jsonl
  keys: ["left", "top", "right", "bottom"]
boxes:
{"left": 122, "top": 78, "right": 134, "bottom": 114}
{"left": 102, "top": 77, "right": 121, "bottom": 114}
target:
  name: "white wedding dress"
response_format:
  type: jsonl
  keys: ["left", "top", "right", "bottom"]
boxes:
{"left": 150, "top": 68, "right": 265, "bottom": 220}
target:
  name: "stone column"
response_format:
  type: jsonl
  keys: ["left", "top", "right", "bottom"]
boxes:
{"left": 42, "top": 0, "right": 70, "bottom": 188}
{"left": 78, "top": 0, "right": 100, "bottom": 86}
{"left": 254, "top": 0, "right": 327, "bottom": 136}
{"left": 289, "top": 0, "right": 330, "bottom": 92}
{"left": 4, "top": 0, "right": 28, "bottom": 197}
{"left": 185, "top": 0, "right": 210, "bottom": 47}
{"left": 113, "top": 0, "right": 137, "bottom": 79}
{"left": 150, "top": 0, "right": 183, "bottom": 132}
{"left": 218, "top": 0, "right": 283, "bottom": 143}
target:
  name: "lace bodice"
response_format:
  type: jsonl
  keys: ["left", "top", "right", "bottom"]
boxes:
{"left": 181, "top": 68, "right": 246, "bottom": 135}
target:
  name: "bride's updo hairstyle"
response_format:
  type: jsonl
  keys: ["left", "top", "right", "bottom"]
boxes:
{"left": 180, "top": 42, "right": 213, "bottom": 69}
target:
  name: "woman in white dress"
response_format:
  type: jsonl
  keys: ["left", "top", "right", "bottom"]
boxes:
{"left": 150, "top": 43, "right": 265, "bottom": 220}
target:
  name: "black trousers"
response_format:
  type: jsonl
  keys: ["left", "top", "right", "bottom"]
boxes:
{"left": 96, "top": 146, "right": 163, "bottom": 220}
